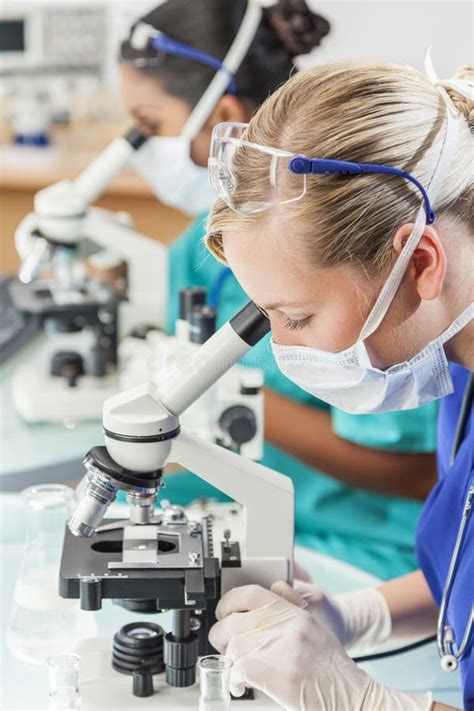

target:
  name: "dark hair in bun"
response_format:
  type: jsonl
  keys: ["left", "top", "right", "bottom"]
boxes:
{"left": 120, "top": 0, "right": 330, "bottom": 108}
{"left": 266, "top": 0, "right": 330, "bottom": 57}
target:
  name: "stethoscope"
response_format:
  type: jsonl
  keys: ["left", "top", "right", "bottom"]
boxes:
{"left": 438, "top": 373, "right": 474, "bottom": 672}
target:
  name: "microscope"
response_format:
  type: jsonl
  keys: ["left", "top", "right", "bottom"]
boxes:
{"left": 60, "top": 301, "right": 294, "bottom": 695}
{"left": 10, "top": 128, "right": 171, "bottom": 422}
{"left": 120, "top": 285, "right": 265, "bottom": 461}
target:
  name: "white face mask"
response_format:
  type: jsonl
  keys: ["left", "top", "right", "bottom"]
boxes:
{"left": 272, "top": 305, "right": 473, "bottom": 414}
{"left": 132, "top": 135, "right": 216, "bottom": 216}
{"left": 272, "top": 88, "right": 474, "bottom": 415}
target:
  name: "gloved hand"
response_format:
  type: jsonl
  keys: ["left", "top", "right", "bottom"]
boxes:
{"left": 210, "top": 585, "right": 433, "bottom": 711}
{"left": 292, "top": 560, "right": 313, "bottom": 583}
{"left": 271, "top": 579, "right": 392, "bottom": 651}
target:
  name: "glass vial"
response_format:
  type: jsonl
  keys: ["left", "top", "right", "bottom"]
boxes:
{"left": 48, "top": 653, "right": 81, "bottom": 710}
{"left": 198, "top": 655, "right": 232, "bottom": 711}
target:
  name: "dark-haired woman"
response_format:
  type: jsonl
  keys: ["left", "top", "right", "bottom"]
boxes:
{"left": 118, "top": 0, "right": 439, "bottom": 580}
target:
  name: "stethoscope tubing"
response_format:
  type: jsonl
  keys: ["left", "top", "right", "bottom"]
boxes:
{"left": 437, "top": 470, "right": 473, "bottom": 668}
{"left": 436, "top": 373, "right": 473, "bottom": 671}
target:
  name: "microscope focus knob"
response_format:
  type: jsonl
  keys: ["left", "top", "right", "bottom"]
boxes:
{"left": 179, "top": 287, "right": 207, "bottom": 321}
{"left": 219, "top": 405, "right": 257, "bottom": 446}
{"left": 133, "top": 667, "right": 154, "bottom": 698}
{"left": 79, "top": 577, "right": 103, "bottom": 610}
{"left": 51, "top": 350, "right": 84, "bottom": 387}
{"left": 164, "top": 632, "right": 199, "bottom": 687}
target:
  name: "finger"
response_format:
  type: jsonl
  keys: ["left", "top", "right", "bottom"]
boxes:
{"left": 230, "top": 654, "right": 287, "bottom": 705}
{"left": 215, "top": 585, "right": 279, "bottom": 620}
{"left": 229, "top": 658, "right": 247, "bottom": 698}
{"left": 231, "top": 655, "right": 253, "bottom": 698}
{"left": 294, "top": 579, "right": 326, "bottom": 601}
{"left": 210, "top": 611, "right": 257, "bottom": 653}
{"left": 271, "top": 580, "right": 305, "bottom": 608}
{"left": 293, "top": 560, "right": 313, "bottom": 583}
{"left": 230, "top": 680, "right": 246, "bottom": 698}
{"left": 210, "top": 605, "right": 278, "bottom": 653}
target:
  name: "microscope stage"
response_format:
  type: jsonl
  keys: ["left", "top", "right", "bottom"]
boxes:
{"left": 59, "top": 517, "right": 220, "bottom": 611}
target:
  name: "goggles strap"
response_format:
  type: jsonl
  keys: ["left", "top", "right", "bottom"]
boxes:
{"left": 358, "top": 90, "right": 460, "bottom": 342}
{"left": 151, "top": 34, "right": 237, "bottom": 95}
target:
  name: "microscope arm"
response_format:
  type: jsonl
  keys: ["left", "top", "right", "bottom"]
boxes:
{"left": 171, "top": 429, "right": 294, "bottom": 588}
{"left": 70, "top": 301, "right": 275, "bottom": 525}
{"left": 82, "top": 209, "right": 168, "bottom": 334}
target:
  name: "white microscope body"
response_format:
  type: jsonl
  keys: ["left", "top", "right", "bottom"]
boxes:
{"left": 119, "top": 324, "right": 265, "bottom": 460}
{"left": 60, "top": 302, "right": 294, "bottom": 700}
{"left": 11, "top": 129, "right": 170, "bottom": 423}
{"left": 61, "top": 301, "right": 293, "bottom": 698}
{"left": 98, "top": 302, "right": 293, "bottom": 588}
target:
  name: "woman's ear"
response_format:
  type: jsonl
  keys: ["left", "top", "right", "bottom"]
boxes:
{"left": 393, "top": 223, "right": 447, "bottom": 300}
{"left": 207, "top": 94, "right": 249, "bottom": 125}
{"left": 191, "top": 95, "right": 250, "bottom": 166}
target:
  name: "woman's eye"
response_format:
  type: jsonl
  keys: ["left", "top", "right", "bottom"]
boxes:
{"left": 134, "top": 114, "right": 159, "bottom": 135}
{"left": 283, "top": 316, "right": 313, "bottom": 331}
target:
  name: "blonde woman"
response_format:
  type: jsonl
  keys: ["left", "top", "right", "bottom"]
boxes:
{"left": 120, "top": 0, "right": 440, "bottom": 582}
{"left": 205, "top": 61, "right": 473, "bottom": 709}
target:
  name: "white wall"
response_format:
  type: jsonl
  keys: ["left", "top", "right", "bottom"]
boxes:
{"left": 102, "top": 1, "right": 158, "bottom": 88}
{"left": 105, "top": 0, "right": 473, "bottom": 87}
{"left": 302, "top": 1, "right": 473, "bottom": 76}
{"left": 2, "top": 0, "right": 472, "bottom": 82}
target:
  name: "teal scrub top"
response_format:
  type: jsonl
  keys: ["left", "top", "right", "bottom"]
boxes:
{"left": 164, "top": 213, "right": 439, "bottom": 580}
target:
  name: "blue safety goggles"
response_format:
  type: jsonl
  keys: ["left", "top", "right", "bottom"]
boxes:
{"left": 209, "top": 121, "right": 435, "bottom": 221}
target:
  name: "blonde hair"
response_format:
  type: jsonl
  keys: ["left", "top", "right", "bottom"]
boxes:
{"left": 205, "top": 61, "right": 473, "bottom": 274}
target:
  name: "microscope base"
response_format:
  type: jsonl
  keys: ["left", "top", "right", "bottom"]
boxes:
{"left": 73, "top": 636, "right": 280, "bottom": 709}
{"left": 12, "top": 363, "right": 118, "bottom": 422}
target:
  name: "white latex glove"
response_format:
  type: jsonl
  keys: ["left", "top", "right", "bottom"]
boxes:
{"left": 272, "top": 579, "right": 391, "bottom": 651}
{"left": 292, "top": 561, "right": 313, "bottom": 583}
{"left": 210, "top": 585, "right": 433, "bottom": 711}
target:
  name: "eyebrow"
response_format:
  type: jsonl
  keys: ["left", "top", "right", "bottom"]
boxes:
{"left": 259, "top": 302, "right": 309, "bottom": 311}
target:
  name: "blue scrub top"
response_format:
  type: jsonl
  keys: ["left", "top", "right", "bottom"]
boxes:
{"left": 166, "top": 213, "right": 440, "bottom": 580}
{"left": 416, "top": 365, "right": 473, "bottom": 710}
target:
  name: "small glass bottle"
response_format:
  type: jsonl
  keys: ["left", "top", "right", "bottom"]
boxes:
{"left": 198, "top": 655, "right": 233, "bottom": 711}
{"left": 48, "top": 653, "right": 81, "bottom": 710}
{"left": 8, "top": 484, "right": 96, "bottom": 664}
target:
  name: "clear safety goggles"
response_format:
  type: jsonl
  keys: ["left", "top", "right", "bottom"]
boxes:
{"left": 209, "top": 123, "right": 308, "bottom": 215}
{"left": 208, "top": 121, "right": 435, "bottom": 220}
{"left": 129, "top": 26, "right": 237, "bottom": 94}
